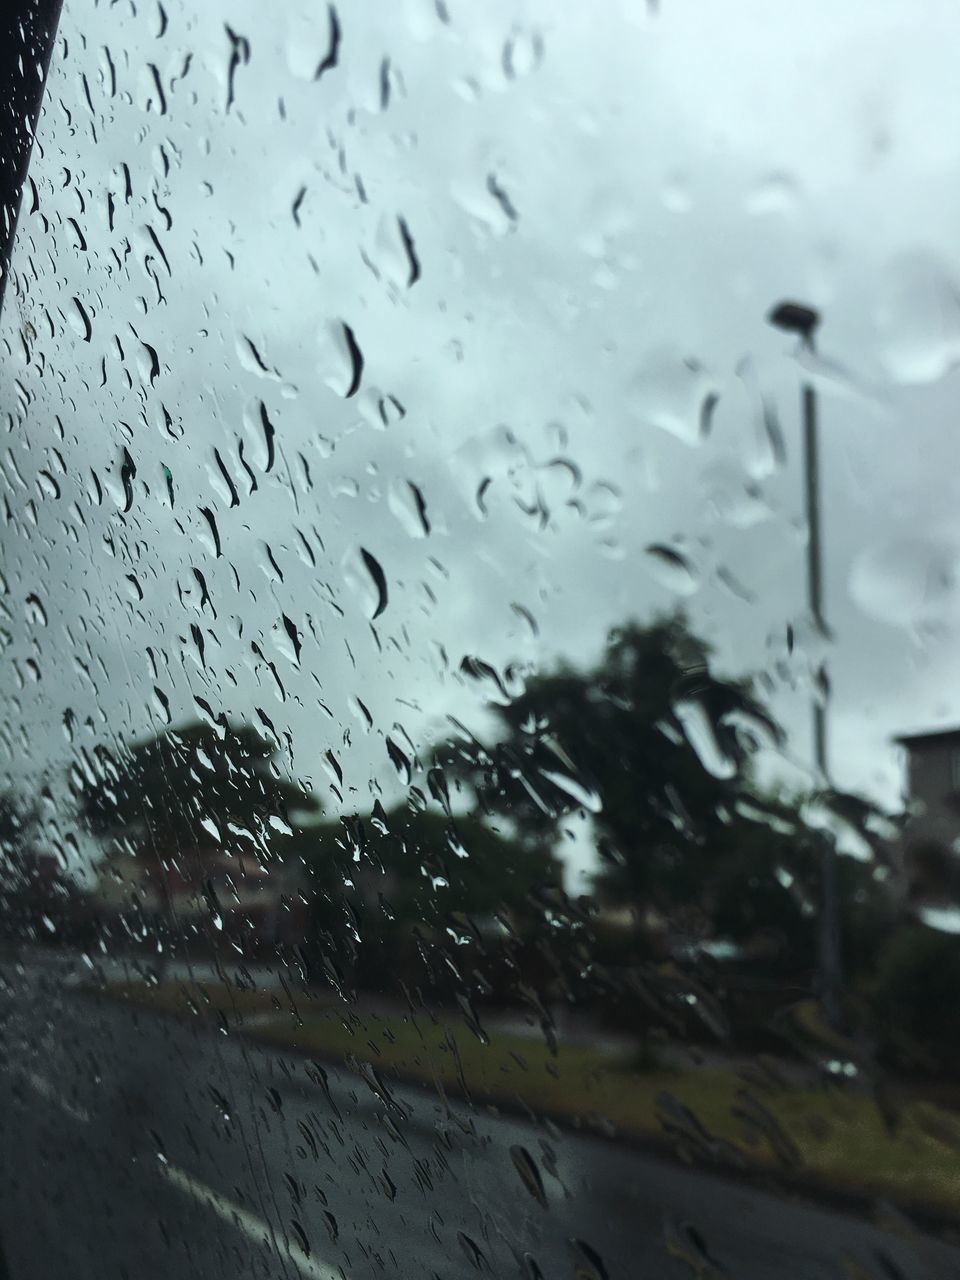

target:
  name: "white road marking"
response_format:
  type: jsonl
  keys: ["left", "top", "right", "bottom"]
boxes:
{"left": 25, "top": 1071, "right": 91, "bottom": 1124}
{"left": 158, "top": 1162, "right": 342, "bottom": 1280}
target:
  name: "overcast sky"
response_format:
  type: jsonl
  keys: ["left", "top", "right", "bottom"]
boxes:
{"left": 3, "top": 0, "right": 960, "bottom": 879}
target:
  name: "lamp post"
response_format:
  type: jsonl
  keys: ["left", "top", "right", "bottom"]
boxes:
{"left": 767, "top": 300, "right": 843, "bottom": 1031}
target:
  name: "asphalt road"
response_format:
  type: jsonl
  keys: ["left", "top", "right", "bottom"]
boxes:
{"left": 0, "top": 955, "right": 957, "bottom": 1280}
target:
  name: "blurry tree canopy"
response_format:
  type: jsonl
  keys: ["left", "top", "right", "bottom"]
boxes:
{"left": 0, "top": 789, "right": 40, "bottom": 905}
{"left": 870, "top": 924, "right": 960, "bottom": 1071}
{"left": 285, "top": 805, "right": 563, "bottom": 1001}
{"left": 0, "top": 788, "right": 36, "bottom": 863}
{"left": 0, "top": 787, "right": 89, "bottom": 945}
{"left": 903, "top": 837, "right": 960, "bottom": 909}
{"left": 290, "top": 805, "right": 560, "bottom": 930}
{"left": 709, "top": 825, "right": 893, "bottom": 976}
{"left": 69, "top": 720, "right": 319, "bottom": 861}
{"left": 436, "top": 611, "right": 786, "bottom": 910}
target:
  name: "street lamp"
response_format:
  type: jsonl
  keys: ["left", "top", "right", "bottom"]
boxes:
{"left": 767, "top": 300, "right": 844, "bottom": 1031}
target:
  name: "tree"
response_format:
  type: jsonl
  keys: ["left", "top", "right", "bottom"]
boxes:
{"left": 436, "top": 611, "right": 783, "bottom": 912}
{"left": 707, "top": 821, "right": 817, "bottom": 966}
{"left": 69, "top": 722, "right": 321, "bottom": 965}
{"left": 292, "top": 805, "right": 557, "bottom": 928}
{"left": 287, "top": 805, "right": 562, "bottom": 999}
{"left": 870, "top": 924, "right": 960, "bottom": 1072}
{"left": 0, "top": 788, "right": 94, "bottom": 948}
{"left": 0, "top": 788, "right": 38, "bottom": 941}
{"left": 70, "top": 719, "right": 319, "bottom": 862}
{"left": 0, "top": 788, "right": 35, "bottom": 865}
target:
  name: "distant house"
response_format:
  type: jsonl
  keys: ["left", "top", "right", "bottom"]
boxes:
{"left": 895, "top": 726, "right": 960, "bottom": 848}
{"left": 895, "top": 726, "right": 960, "bottom": 909}
{"left": 93, "top": 846, "right": 307, "bottom": 947}
{"left": 0, "top": 848, "right": 94, "bottom": 945}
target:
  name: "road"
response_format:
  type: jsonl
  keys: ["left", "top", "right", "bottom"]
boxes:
{"left": 0, "top": 954, "right": 957, "bottom": 1280}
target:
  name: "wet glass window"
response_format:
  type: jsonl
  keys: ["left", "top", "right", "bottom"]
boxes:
{"left": 1, "top": 2, "right": 960, "bottom": 1278}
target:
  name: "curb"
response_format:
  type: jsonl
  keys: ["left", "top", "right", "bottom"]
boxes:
{"left": 76, "top": 981, "right": 960, "bottom": 1241}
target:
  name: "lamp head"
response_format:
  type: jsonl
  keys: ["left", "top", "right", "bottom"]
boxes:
{"left": 767, "top": 301, "right": 820, "bottom": 342}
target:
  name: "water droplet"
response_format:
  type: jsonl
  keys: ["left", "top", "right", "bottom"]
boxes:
{"left": 349, "top": 695, "right": 373, "bottom": 732}
{"left": 643, "top": 544, "right": 699, "bottom": 596}
{"left": 224, "top": 26, "right": 250, "bottom": 113}
{"left": 509, "top": 1145, "right": 548, "bottom": 1207}
{"left": 236, "top": 335, "right": 277, "bottom": 380}
{"left": 700, "top": 463, "right": 772, "bottom": 528}
{"left": 68, "top": 298, "right": 93, "bottom": 342}
{"left": 453, "top": 173, "right": 517, "bottom": 236}
{"left": 917, "top": 905, "right": 960, "bottom": 934}
{"left": 210, "top": 449, "right": 240, "bottom": 508}
{"left": 538, "top": 768, "right": 602, "bottom": 814}
{"left": 876, "top": 252, "right": 960, "bottom": 385}
{"left": 486, "top": 173, "right": 518, "bottom": 226}
{"left": 570, "top": 1239, "right": 609, "bottom": 1280}
{"left": 317, "top": 320, "right": 364, "bottom": 398}
{"left": 137, "top": 341, "right": 160, "bottom": 386}
{"left": 257, "top": 402, "right": 276, "bottom": 473}
{"left": 661, "top": 171, "right": 692, "bottom": 213}
{"left": 850, "top": 535, "right": 960, "bottom": 636}
{"left": 582, "top": 480, "right": 622, "bottom": 527}
{"left": 672, "top": 699, "right": 736, "bottom": 780}
{"left": 36, "top": 471, "right": 60, "bottom": 500}
{"left": 342, "top": 546, "right": 388, "bottom": 619}
{"left": 388, "top": 479, "right": 430, "bottom": 537}
{"left": 457, "top": 1233, "right": 487, "bottom": 1270}
{"left": 289, "top": 1219, "right": 311, "bottom": 1257}
{"left": 745, "top": 170, "right": 800, "bottom": 217}
{"left": 628, "top": 348, "right": 719, "bottom": 445}
{"left": 502, "top": 28, "right": 543, "bottom": 80}
{"left": 510, "top": 602, "right": 539, "bottom": 637}
{"left": 314, "top": 5, "right": 341, "bottom": 80}
{"left": 385, "top": 736, "right": 412, "bottom": 785}
{"left": 198, "top": 506, "right": 222, "bottom": 558}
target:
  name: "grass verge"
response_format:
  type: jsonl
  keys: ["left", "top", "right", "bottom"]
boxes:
{"left": 99, "top": 977, "right": 960, "bottom": 1219}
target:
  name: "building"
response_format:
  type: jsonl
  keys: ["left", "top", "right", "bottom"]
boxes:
{"left": 895, "top": 726, "right": 960, "bottom": 910}
{"left": 895, "top": 726, "right": 960, "bottom": 848}
{"left": 93, "top": 845, "right": 308, "bottom": 948}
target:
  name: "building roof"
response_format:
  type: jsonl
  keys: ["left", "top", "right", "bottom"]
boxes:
{"left": 894, "top": 726, "right": 960, "bottom": 748}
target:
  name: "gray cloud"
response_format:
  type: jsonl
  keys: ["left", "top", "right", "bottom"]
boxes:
{"left": 2, "top": 0, "right": 960, "bottom": 875}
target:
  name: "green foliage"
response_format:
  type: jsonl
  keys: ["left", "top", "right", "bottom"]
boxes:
{"left": 707, "top": 827, "right": 817, "bottom": 969}
{"left": 0, "top": 788, "right": 36, "bottom": 867}
{"left": 904, "top": 838, "right": 960, "bottom": 905}
{"left": 0, "top": 788, "right": 93, "bottom": 946}
{"left": 291, "top": 805, "right": 559, "bottom": 927}
{"left": 870, "top": 924, "right": 960, "bottom": 1070}
{"left": 836, "top": 856, "right": 896, "bottom": 980}
{"left": 285, "top": 805, "right": 561, "bottom": 999}
{"left": 70, "top": 719, "right": 319, "bottom": 858}
{"left": 438, "top": 610, "right": 784, "bottom": 909}
{"left": 709, "top": 833, "right": 894, "bottom": 978}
